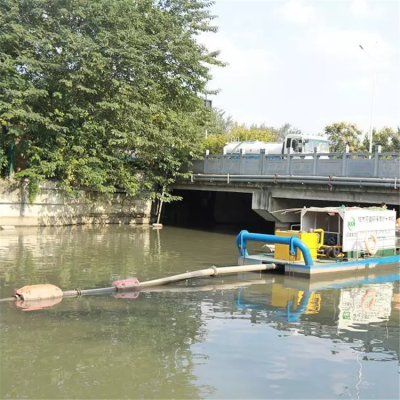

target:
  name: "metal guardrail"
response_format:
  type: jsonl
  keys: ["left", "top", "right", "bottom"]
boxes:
{"left": 187, "top": 150, "right": 400, "bottom": 180}
{"left": 184, "top": 174, "right": 398, "bottom": 188}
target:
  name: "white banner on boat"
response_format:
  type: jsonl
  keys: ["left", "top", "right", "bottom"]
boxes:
{"left": 342, "top": 209, "right": 396, "bottom": 252}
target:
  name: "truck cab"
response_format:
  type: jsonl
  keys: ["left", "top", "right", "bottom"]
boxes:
{"left": 284, "top": 134, "right": 330, "bottom": 156}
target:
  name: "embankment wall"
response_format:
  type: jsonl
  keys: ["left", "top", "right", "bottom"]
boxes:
{"left": 0, "top": 180, "right": 152, "bottom": 227}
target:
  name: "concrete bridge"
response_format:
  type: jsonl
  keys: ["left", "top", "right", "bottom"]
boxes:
{"left": 174, "top": 150, "right": 400, "bottom": 228}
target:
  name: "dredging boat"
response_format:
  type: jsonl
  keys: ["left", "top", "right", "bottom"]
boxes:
{"left": 236, "top": 206, "right": 400, "bottom": 277}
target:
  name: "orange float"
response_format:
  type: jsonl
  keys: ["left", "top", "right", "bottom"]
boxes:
{"left": 14, "top": 284, "right": 63, "bottom": 301}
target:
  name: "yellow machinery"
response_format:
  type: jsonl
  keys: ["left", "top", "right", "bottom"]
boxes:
{"left": 274, "top": 230, "right": 324, "bottom": 261}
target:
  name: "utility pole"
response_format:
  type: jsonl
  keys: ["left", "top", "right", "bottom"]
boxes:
{"left": 359, "top": 44, "right": 376, "bottom": 155}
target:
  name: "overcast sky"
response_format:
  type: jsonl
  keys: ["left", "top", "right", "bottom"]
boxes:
{"left": 201, "top": 0, "right": 399, "bottom": 136}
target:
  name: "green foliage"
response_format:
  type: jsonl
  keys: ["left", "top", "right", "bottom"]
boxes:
{"left": 362, "top": 126, "right": 400, "bottom": 153}
{"left": 205, "top": 122, "right": 275, "bottom": 153}
{"left": 0, "top": 149, "right": 7, "bottom": 170}
{"left": 324, "top": 122, "right": 362, "bottom": 152}
{"left": 392, "top": 127, "right": 400, "bottom": 152}
{"left": 204, "top": 134, "right": 230, "bottom": 154}
{"left": 247, "top": 122, "right": 302, "bottom": 142}
{"left": 325, "top": 123, "right": 400, "bottom": 153}
{"left": 229, "top": 123, "right": 275, "bottom": 142}
{"left": 203, "top": 116, "right": 305, "bottom": 153}
{"left": 273, "top": 123, "right": 303, "bottom": 142}
{"left": 205, "top": 107, "right": 234, "bottom": 135}
{"left": 205, "top": 111, "right": 399, "bottom": 156}
{"left": 0, "top": 0, "right": 222, "bottom": 200}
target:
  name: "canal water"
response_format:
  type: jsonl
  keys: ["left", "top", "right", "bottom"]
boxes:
{"left": 0, "top": 225, "right": 399, "bottom": 399}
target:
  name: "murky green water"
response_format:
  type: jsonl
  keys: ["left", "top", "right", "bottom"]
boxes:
{"left": 0, "top": 225, "right": 399, "bottom": 399}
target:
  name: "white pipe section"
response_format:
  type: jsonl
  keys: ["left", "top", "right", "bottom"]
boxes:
{"left": 138, "top": 264, "right": 276, "bottom": 288}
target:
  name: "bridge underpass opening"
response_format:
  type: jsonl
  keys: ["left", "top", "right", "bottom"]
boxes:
{"left": 162, "top": 190, "right": 275, "bottom": 233}
{"left": 162, "top": 188, "right": 399, "bottom": 233}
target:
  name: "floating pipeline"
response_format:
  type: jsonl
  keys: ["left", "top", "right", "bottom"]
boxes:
{"left": 0, "top": 264, "right": 276, "bottom": 311}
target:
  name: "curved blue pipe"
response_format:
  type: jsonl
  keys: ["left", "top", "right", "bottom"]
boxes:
{"left": 236, "top": 230, "right": 314, "bottom": 267}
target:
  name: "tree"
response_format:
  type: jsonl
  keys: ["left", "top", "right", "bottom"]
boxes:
{"left": 362, "top": 126, "right": 400, "bottom": 153}
{"left": 229, "top": 123, "right": 274, "bottom": 142}
{"left": 246, "top": 122, "right": 303, "bottom": 142}
{"left": 274, "top": 123, "right": 302, "bottom": 142}
{"left": 0, "top": 0, "right": 223, "bottom": 200}
{"left": 393, "top": 127, "right": 400, "bottom": 152}
{"left": 324, "top": 122, "right": 362, "bottom": 152}
{"left": 203, "top": 118, "right": 305, "bottom": 154}
{"left": 205, "top": 122, "right": 275, "bottom": 153}
{"left": 205, "top": 107, "right": 233, "bottom": 136}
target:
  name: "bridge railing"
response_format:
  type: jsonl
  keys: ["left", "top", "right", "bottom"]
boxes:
{"left": 189, "top": 150, "right": 400, "bottom": 179}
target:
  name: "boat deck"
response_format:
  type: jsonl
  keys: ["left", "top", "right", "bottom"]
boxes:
{"left": 239, "top": 252, "right": 400, "bottom": 277}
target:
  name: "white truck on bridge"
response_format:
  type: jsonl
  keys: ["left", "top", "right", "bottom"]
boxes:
{"left": 223, "top": 134, "right": 330, "bottom": 157}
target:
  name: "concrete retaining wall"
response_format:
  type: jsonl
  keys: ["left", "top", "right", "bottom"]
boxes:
{"left": 0, "top": 180, "right": 152, "bottom": 227}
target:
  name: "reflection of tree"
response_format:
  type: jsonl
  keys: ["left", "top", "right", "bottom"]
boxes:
{"left": 0, "top": 292, "right": 214, "bottom": 399}
{"left": 0, "top": 225, "right": 237, "bottom": 298}
{"left": 0, "top": 234, "right": 39, "bottom": 295}
{"left": 0, "top": 226, "right": 165, "bottom": 294}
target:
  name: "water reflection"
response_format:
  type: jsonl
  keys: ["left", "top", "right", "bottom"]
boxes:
{"left": 233, "top": 276, "right": 399, "bottom": 355}
{"left": 1, "top": 294, "right": 214, "bottom": 399}
{"left": 0, "top": 226, "right": 399, "bottom": 399}
{"left": 194, "top": 275, "right": 399, "bottom": 399}
{"left": 0, "top": 225, "right": 239, "bottom": 298}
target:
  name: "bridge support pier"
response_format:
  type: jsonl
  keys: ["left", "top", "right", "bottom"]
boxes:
{"left": 252, "top": 190, "right": 301, "bottom": 228}
{"left": 274, "top": 222, "right": 292, "bottom": 231}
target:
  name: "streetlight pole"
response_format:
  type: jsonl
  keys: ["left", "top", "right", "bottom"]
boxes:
{"left": 359, "top": 44, "right": 376, "bottom": 155}
{"left": 204, "top": 98, "right": 212, "bottom": 139}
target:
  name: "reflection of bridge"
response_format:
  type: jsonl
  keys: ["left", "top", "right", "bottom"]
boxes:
{"left": 175, "top": 151, "right": 400, "bottom": 227}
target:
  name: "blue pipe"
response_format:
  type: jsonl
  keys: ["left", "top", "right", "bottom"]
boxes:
{"left": 236, "top": 230, "right": 314, "bottom": 267}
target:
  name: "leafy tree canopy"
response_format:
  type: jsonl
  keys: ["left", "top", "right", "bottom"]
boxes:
{"left": 362, "top": 126, "right": 400, "bottom": 153}
{"left": 0, "top": 0, "right": 222, "bottom": 200}
{"left": 204, "top": 107, "right": 233, "bottom": 135}
{"left": 324, "top": 122, "right": 363, "bottom": 152}
{"left": 205, "top": 122, "right": 275, "bottom": 153}
{"left": 273, "top": 123, "right": 302, "bottom": 142}
{"left": 325, "top": 122, "right": 400, "bottom": 153}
